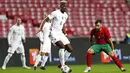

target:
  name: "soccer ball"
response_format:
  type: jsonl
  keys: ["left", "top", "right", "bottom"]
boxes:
{"left": 61, "top": 65, "right": 71, "bottom": 73}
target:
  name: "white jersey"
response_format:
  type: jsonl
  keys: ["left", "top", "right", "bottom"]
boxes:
{"left": 38, "top": 22, "right": 51, "bottom": 42}
{"left": 48, "top": 9, "right": 68, "bottom": 33}
{"left": 8, "top": 24, "right": 25, "bottom": 45}
{"left": 38, "top": 22, "right": 51, "bottom": 53}
{"left": 48, "top": 9, "right": 70, "bottom": 45}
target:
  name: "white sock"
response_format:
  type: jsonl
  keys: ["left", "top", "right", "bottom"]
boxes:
{"left": 41, "top": 56, "right": 48, "bottom": 67}
{"left": 2, "top": 53, "right": 12, "bottom": 67}
{"left": 59, "top": 49, "right": 65, "bottom": 66}
{"left": 64, "top": 50, "right": 71, "bottom": 62}
{"left": 20, "top": 54, "right": 27, "bottom": 67}
{"left": 34, "top": 54, "right": 41, "bottom": 67}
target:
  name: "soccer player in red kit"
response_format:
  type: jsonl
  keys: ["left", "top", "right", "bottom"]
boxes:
{"left": 84, "top": 20, "right": 126, "bottom": 72}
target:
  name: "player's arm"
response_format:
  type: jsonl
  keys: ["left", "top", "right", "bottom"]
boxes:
{"left": 8, "top": 27, "right": 13, "bottom": 47}
{"left": 105, "top": 28, "right": 114, "bottom": 50}
{"left": 38, "top": 17, "right": 50, "bottom": 33}
{"left": 108, "top": 38, "right": 114, "bottom": 50}
{"left": 90, "top": 30, "right": 94, "bottom": 46}
{"left": 62, "top": 24, "right": 67, "bottom": 36}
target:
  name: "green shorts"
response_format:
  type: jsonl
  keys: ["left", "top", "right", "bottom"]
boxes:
{"left": 90, "top": 44, "right": 112, "bottom": 54}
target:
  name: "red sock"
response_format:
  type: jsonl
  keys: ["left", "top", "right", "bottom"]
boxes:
{"left": 86, "top": 52, "right": 92, "bottom": 67}
{"left": 111, "top": 55, "right": 122, "bottom": 68}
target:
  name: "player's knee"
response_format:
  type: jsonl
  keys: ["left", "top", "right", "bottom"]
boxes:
{"left": 87, "top": 48, "right": 94, "bottom": 54}
{"left": 109, "top": 51, "right": 115, "bottom": 57}
{"left": 55, "top": 41, "right": 65, "bottom": 48}
{"left": 20, "top": 53, "right": 25, "bottom": 57}
{"left": 45, "top": 53, "right": 49, "bottom": 56}
{"left": 7, "top": 53, "right": 13, "bottom": 58}
{"left": 65, "top": 44, "right": 73, "bottom": 53}
{"left": 67, "top": 48, "right": 73, "bottom": 53}
{"left": 41, "top": 52, "right": 45, "bottom": 56}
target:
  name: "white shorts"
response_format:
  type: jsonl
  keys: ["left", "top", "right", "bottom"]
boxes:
{"left": 50, "top": 31, "right": 70, "bottom": 45}
{"left": 8, "top": 43, "right": 25, "bottom": 54}
{"left": 40, "top": 38, "right": 51, "bottom": 53}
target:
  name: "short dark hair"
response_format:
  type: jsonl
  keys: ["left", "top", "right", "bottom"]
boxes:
{"left": 95, "top": 20, "right": 102, "bottom": 25}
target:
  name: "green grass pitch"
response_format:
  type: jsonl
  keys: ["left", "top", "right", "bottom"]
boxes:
{"left": 0, "top": 64, "right": 129, "bottom": 73}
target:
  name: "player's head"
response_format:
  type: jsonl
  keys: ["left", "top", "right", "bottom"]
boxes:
{"left": 16, "top": 18, "right": 22, "bottom": 25}
{"left": 95, "top": 20, "right": 102, "bottom": 31}
{"left": 60, "top": 0, "right": 67, "bottom": 13}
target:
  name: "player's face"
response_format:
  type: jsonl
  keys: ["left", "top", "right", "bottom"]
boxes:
{"left": 60, "top": 3, "right": 67, "bottom": 12}
{"left": 16, "top": 18, "right": 22, "bottom": 25}
{"left": 95, "top": 22, "right": 101, "bottom": 31}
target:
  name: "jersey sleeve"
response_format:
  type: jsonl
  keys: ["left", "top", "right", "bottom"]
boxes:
{"left": 8, "top": 26, "right": 13, "bottom": 45}
{"left": 48, "top": 11, "right": 57, "bottom": 20}
{"left": 104, "top": 28, "right": 111, "bottom": 39}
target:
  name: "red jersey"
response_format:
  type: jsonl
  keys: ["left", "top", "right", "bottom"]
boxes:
{"left": 90, "top": 27, "right": 111, "bottom": 44}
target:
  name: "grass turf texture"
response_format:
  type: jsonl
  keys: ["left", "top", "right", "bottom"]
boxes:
{"left": 0, "top": 64, "right": 129, "bottom": 73}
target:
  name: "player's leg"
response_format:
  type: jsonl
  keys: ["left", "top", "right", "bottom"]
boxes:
{"left": 40, "top": 41, "right": 51, "bottom": 70}
{"left": 109, "top": 52, "right": 126, "bottom": 71}
{"left": 2, "top": 52, "right": 13, "bottom": 70}
{"left": 50, "top": 32, "right": 67, "bottom": 70}
{"left": 56, "top": 34, "right": 72, "bottom": 73}
{"left": 18, "top": 44, "right": 31, "bottom": 69}
{"left": 40, "top": 53, "right": 49, "bottom": 70}
{"left": 56, "top": 41, "right": 73, "bottom": 73}
{"left": 34, "top": 54, "right": 42, "bottom": 67}
{"left": 84, "top": 44, "right": 101, "bottom": 72}
{"left": 2, "top": 45, "right": 17, "bottom": 70}
{"left": 20, "top": 53, "right": 30, "bottom": 69}
{"left": 64, "top": 44, "right": 73, "bottom": 62}
{"left": 84, "top": 48, "right": 93, "bottom": 72}
{"left": 55, "top": 41, "right": 66, "bottom": 66}
{"left": 33, "top": 53, "right": 44, "bottom": 70}
{"left": 33, "top": 43, "right": 43, "bottom": 69}
{"left": 57, "top": 44, "right": 73, "bottom": 67}
{"left": 57, "top": 34, "right": 72, "bottom": 68}
{"left": 104, "top": 44, "right": 126, "bottom": 72}
{"left": 58, "top": 44, "right": 73, "bottom": 67}
{"left": 34, "top": 39, "right": 50, "bottom": 70}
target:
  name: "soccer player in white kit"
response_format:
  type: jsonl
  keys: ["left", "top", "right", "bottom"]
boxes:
{"left": 2, "top": 18, "right": 31, "bottom": 70}
{"left": 38, "top": 0, "right": 72, "bottom": 72}
{"left": 33, "top": 21, "right": 51, "bottom": 70}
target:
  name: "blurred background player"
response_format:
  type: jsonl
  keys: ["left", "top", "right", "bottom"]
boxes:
{"left": 38, "top": 0, "right": 72, "bottom": 72}
{"left": 2, "top": 18, "right": 31, "bottom": 70}
{"left": 33, "top": 17, "right": 51, "bottom": 70}
{"left": 123, "top": 30, "right": 130, "bottom": 44}
{"left": 84, "top": 20, "right": 126, "bottom": 72}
